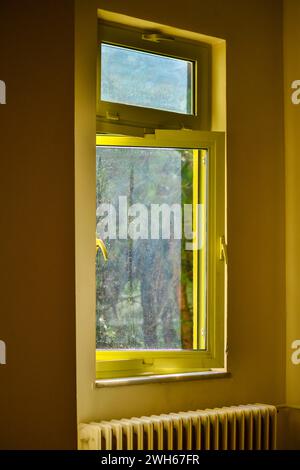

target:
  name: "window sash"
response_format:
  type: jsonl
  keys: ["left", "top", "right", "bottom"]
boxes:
{"left": 95, "top": 131, "right": 226, "bottom": 379}
{"left": 97, "top": 22, "right": 211, "bottom": 134}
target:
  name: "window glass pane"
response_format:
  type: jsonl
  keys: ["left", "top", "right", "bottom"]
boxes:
{"left": 101, "top": 44, "right": 193, "bottom": 115}
{"left": 96, "top": 146, "right": 204, "bottom": 351}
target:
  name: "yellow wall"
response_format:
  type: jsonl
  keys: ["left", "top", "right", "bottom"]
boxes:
{"left": 76, "top": 0, "right": 286, "bottom": 444}
{"left": 284, "top": 0, "right": 300, "bottom": 449}
{"left": 0, "top": 1, "right": 77, "bottom": 449}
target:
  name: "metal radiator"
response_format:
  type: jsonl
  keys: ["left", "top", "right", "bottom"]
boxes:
{"left": 79, "top": 404, "right": 277, "bottom": 450}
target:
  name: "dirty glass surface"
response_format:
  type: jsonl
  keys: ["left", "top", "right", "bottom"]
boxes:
{"left": 96, "top": 147, "right": 195, "bottom": 350}
{"left": 101, "top": 44, "right": 193, "bottom": 115}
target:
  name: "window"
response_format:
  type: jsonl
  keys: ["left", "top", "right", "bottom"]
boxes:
{"left": 97, "top": 22, "right": 211, "bottom": 134}
{"left": 95, "top": 23, "right": 226, "bottom": 381}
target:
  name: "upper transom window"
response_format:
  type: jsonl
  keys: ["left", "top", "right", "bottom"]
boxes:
{"left": 97, "top": 22, "right": 211, "bottom": 134}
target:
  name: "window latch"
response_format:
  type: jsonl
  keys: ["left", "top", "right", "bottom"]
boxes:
{"left": 220, "top": 236, "right": 228, "bottom": 264}
{"left": 105, "top": 111, "right": 120, "bottom": 122}
{"left": 141, "top": 32, "right": 175, "bottom": 43}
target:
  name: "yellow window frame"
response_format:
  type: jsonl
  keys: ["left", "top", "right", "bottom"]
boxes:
{"left": 95, "top": 130, "right": 226, "bottom": 379}
{"left": 97, "top": 21, "right": 211, "bottom": 135}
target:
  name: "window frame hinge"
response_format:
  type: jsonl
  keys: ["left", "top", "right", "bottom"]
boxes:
{"left": 220, "top": 236, "right": 228, "bottom": 264}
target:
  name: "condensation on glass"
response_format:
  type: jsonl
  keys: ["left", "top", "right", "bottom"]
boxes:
{"left": 101, "top": 44, "right": 194, "bottom": 115}
{"left": 95, "top": 147, "right": 206, "bottom": 351}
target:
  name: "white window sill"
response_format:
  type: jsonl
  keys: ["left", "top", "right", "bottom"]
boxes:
{"left": 95, "top": 370, "right": 230, "bottom": 388}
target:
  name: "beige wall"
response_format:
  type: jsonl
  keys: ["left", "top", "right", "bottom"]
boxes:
{"left": 76, "top": 0, "right": 286, "bottom": 443}
{"left": 284, "top": 0, "right": 300, "bottom": 449}
{"left": 0, "top": 1, "right": 77, "bottom": 449}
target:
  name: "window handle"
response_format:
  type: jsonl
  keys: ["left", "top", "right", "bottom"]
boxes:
{"left": 220, "top": 236, "right": 228, "bottom": 264}
{"left": 96, "top": 238, "right": 108, "bottom": 261}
